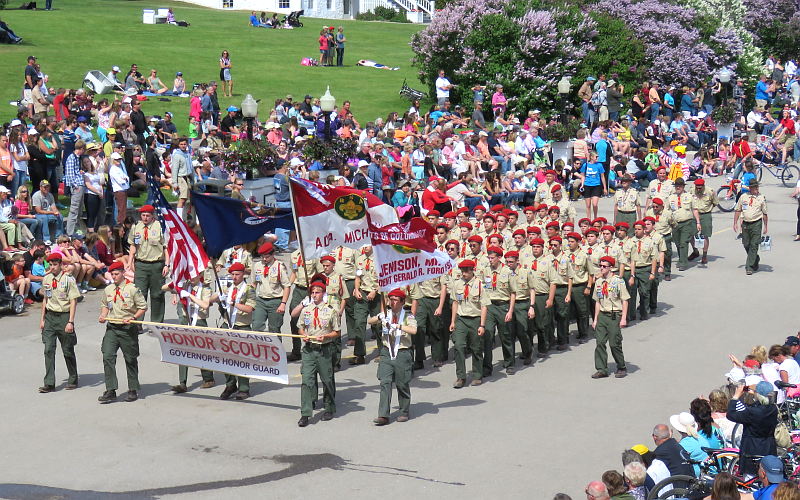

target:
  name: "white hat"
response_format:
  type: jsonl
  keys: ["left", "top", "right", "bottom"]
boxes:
{"left": 744, "top": 375, "right": 763, "bottom": 387}
{"left": 697, "top": 111, "right": 707, "bottom": 119}
{"left": 514, "top": 170, "right": 525, "bottom": 178}
{"left": 9, "top": 119, "right": 22, "bottom": 127}
{"left": 112, "top": 66, "right": 120, "bottom": 72}
{"left": 669, "top": 412, "right": 697, "bottom": 434}
{"left": 724, "top": 367, "right": 746, "bottom": 383}
{"left": 290, "top": 157, "right": 303, "bottom": 167}
{"left": 294, "top": 136, "right": 306, "bottom": 144}
{"left": 0, "top": 185, "right": 10, "bottom": 193}
{"left": 478, "top": 131, "right": 488, "bottom": 137}
{"left": 192, "top": 159, "right": 201, "bottom": 167}
{"left": 110, "top": 152, "right": 123, "bottom": 160}
{"left": 27, "top": 128, "right": 38, "bottom": 136}
{"left": 653, "top": 120, "right": 661, "bottom": 125}
{"left": 532, "top": 109, "right": 541, "bottom": 114}
{"left": 357, "top": 160, "right": 369, "bottom": 168}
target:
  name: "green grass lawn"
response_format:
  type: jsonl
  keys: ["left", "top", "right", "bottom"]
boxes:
{"left": 0, "top": 0, "right": 425, "bottom": 131}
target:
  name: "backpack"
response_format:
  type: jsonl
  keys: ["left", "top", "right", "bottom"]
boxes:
{"left": 590, "top": 90, "right": 604, "bottom": 109}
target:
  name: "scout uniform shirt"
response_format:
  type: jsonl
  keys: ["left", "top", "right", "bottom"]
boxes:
{"left": 289, "top": 250, "right": 318, "bottom": 288}
{"left": 549, "top": 252, "right": 574, "bottom": 286}
{"left": 594, "top": 275, "right": 631, "bottom": 312}
{"left": 618, "top": 237, "right": 633, "bottom": 272}
{"left": 182, "top": 282, "right": 212, "bottom": 325}
{"left": 529, "top": 254, "right": 557, "bottom": 296}
{"left": 667, "top": 191, "right": 695, "bottom": 222}
{"left": 614, "top": 187, "right": 640, "bottom": 213}
{"left": 507, "top": 264, "right": 533, "bottom": 302}
{"left": 629, "top": 235, "right": 657, "bottom": 268}
{"left": 647, "top": 231, "right": 668, "bottom": 256}
{"left": 648, "top": 178, "right": 674, "bottom": 204}
{"left": 735, "top": 193, "right": 768, "bottom": 222}
{"left": 693, "top": 188, "right": 718, "bottom": 214}
{"left": 43, "top": 271, "right": 81, "bottom": 312}
{"left": 451, "top": 275, "right": 490, "bottom": 317}
{"left": 553, "top": 198, "right": 578, "bottom": 224}
{"left": 379, "top": 309, "right": 418, "bottom": 354}
{"left": 128, "top": 220, "right": 165, "bottom": 262}
{"left": 297, "top": 301, "right": 340, "bottom": 344}
{"left": 101, "top": 280, "right": 147, "bottom": 320}
{"left": 410, "top": 275, "right": 444, "bottom": 301}
{"left": 331, "top": 246, "right": 357, "bottom": 281}
{"left": 355, "top": 252, "right": 378, "bottom": 292}
{"left": 596, "top": 242, "right": 622, "bottom": 272}
{"left": 219, "top": 247, "right": 253, "bottom": 271}
{"left": 510, "top": 244, "right": 535, "bottom": 267}
{"left": 252, "top": 257, "right": 291, "bottom": 299}
{"left": 443, "top": 265, "right": 463, "bottom": 296}
{"left": 479, "top": 263, "right": 514, "bottom": 302}
{"left": 222, "top": 280, "right": 257, "bottom": 327}
{"left": 465, "top": 251, "right": 489, "bottom": 272}
{"left": 566, "top": 247, "right": 595, "bottom": 285}
{"left": 535, "top": 182, "right": 563, "bottom": 205}
{"left": 321, "top": 271, "right": 350, "bottom": 310}
{"left": 645, "top": 207, "right": 675, "bottom": 236}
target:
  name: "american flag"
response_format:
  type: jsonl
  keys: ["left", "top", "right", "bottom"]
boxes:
{"left": 148, "top": 175, "right": 210, "bottom": 303}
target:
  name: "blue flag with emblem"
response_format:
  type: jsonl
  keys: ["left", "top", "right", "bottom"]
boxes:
{"left": 191, "top": 192, "right": 294, "bottom": 257}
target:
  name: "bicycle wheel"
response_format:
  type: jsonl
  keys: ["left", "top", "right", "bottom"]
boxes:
{"left": 756, "top": 165, "right": 764, "bottom": 182}
{"left": 781, "top": 165, "right": 800, "bottom": 187}
{"left": 716, "top": 186, "right": 737, "bottom": 212}
{"left": 646, "top": 475, "right": 708, "bottom": 500}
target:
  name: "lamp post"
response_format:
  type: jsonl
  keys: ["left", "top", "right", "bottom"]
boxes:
{"left": 320, "top": 86, "right": 336, "bottom": 141}
{"left": 241, "top": 94, "right": 258, "bottom": 141}
{"left": 557, "top": 76, "right": 571, "bottom": 125}
{"left": 718, "top": 68, "right": 732, "bottom": 105}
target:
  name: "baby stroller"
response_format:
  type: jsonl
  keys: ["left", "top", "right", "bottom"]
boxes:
{"left": 282, "top": 10, "right": 304, "bottom": 27}
{"left": 0, "top": 261, "right": 24, "bottom": 315}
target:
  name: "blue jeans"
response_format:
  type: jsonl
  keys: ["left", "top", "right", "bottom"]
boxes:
{"left": 274, "top": 201, "right": 291, "bottom": 249}
{"left": 35, "top": 213, "right": 63, "bottom": 241}
{"left": 793, "top": 140, "right": 800, "bottom": 161}
{"left": 663, "top": 108, "right": 673, "bottom": 121}
{"left": 505, "top": 192, "right": 524, "bottom": 206}
{"left": 650, "top": 103, "right": 661, "bottom": 122}
{"left": 11, "top": 171, "right": 28, "bottom": 196}
{"left": 492, "top": 155, "right": 512, "bottom": 174}
{"left": 582, "top": 101, "right": 591, "bottom": 124}
{"left": 609, "top": 111, "right": 619, "bottom": 122}
{"left": 464, "top": 197, "right": 483, "bottom": 216}
{"left": 19, "top": 217, "right": 40, "bottom": 237}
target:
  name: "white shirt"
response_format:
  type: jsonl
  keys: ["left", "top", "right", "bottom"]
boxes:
{"left": 780, "top": 358, "right": 800, "bottom": 384}
{"left": 452, "top": 141, "right": 466, "bottom": 174}
{"left": 515, "top": 137, "right": 530, "bottom": 156}
{"left": 446, "top": 183, "right": 470, "bottom": 204}
{"left": 787, "top": 60, "right": 797, "bottom": 76}
{"left": 647, "top": 459, "right": 671, "bottom": 497}
{"left": 10, "top": 141, "right": 28, "bottom": 173}
{"left": 109, "top": 163, "right": 130, "bottom": 192}
{"left": 746, "top": 111, "right": 766, "bottom": 129}
{"left": 435, "top": 76, "right": 451, "bottom": 99}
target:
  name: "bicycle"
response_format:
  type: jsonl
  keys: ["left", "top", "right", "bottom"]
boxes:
{"left": 716, "top": 178, "right": 742, "bottom": 212}
{"left": 399, "top": 79, "right": 427, "bottom": 102}
{"left": 752, "top": 161, "right": 800, "bottom": 187}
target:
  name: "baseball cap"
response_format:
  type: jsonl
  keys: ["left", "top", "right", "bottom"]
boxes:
{"left": 110, "top": 152, "right": 123, "bottom": 160}
{"left": 0, "top": 185, "right": 9, "bottom": 194}
{"left": 227, "top": 106, "right": 238, "bottom": 112}
{"left": 112, "top": 65, "right": 120, "bottom": 72}
{"left": 176, "top": 71, "right": 183, "bottom": 76}
{"left": 785, "top": 336, "right": 800, "bottom": 347}
{"left": 760, "top": 456, "right": 784, "bottom": 483}
{"left": 9, "top": 119, "right": 22, "bottom": 127}
{"left": 357, "top": 160, "right": 369, "bottom": 168}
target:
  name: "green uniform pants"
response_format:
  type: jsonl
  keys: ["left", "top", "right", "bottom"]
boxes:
{"left": 133, "top": 260, "right": 165, "bottom": 323}
{"left": 288, "top": 286, "right": 308, "bottom": 357}
{"left": 253, "top": 296, "right": 286, "bottom": 368}
{"left": 661, "top": 232, "right": 673, "bottom": 275}
{"left": 594, "top": 311, "right": 626, "bottom": 374}
{"left": 343, "top": 279, "right": 356, "bottom": 342}
{"left": 532, "top": 294, "right": 553, "bottom": 353}
{"left": 569, "top": 283, "right": 590, "bottom": 340}
{"left": 42, "top": 310, "right": 78, "bottom": 386}
{"left": 452, "top": 315, "right": 482, "bottom": 381}
{"left": 414, "top": 296, "right": 440, "bottom": 365}
{"left": 616, "top": 211, "right": 637, "bottom": 236}
{"left": 649, "top": 274, "right": 660, "bottom": 312}
{"left": 224, "top": 324, "right": 251, "bottom": 392}
{"left": 672, "top": 219, "right": 693, "bottom": 269}
{"left": 175, "top": 317, "right": 214, "bottom": 385}
{"left": 623, "top": 269, "right": 636, "bottom": 322}
{"left": 551, "top": 286, "right": 569, "bottom": 346}
{"left": 483, "top": 301, "right": 512, "bottom": 375}
{"left": 102, "top": 323, "right": 140, "bottom": 391}
{"left": 699, "top": 212, "right": 713, "bottom": 238}
{"left": 741, "top": 220, "right": 762, "bottom": 272}
{"left": 377, "top": 347, "right": 412, "bottom": 418}
{"left": 512, "top": 300, "right": 534, "bottom": 359}
{"left": 433, "top": 300, "right": 451, "bottom": 363}
{"left": 633, "top": 267, "right": 653, "bottom": 318}
{"left": 300, "top": 342, "right": 336, "bottom": 417}
{"left": 352, "top": 292, "right": 381, "bottom": 357}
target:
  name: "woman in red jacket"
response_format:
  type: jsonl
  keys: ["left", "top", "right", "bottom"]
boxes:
{"left": 421, "top": 176, "right": 452, "bottom": 214}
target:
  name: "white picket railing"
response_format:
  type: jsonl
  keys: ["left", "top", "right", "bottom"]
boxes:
{"left": 359, "top": 0, "right": 433, "bottom": 16}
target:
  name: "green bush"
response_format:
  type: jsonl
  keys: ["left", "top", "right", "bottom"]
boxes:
{"left": 356, "top": 6, "right": 410, "bottom": 22}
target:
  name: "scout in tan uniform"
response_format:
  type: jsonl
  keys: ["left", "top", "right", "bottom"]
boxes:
{"left": 475, "top": 214, "right": 496, "bottom": 242}
{"left": 565, "top": 232, "right": 595, "bottom": 344}
{"left": 351, "top": 245, "right": 380, "bottom": 365}
{"left": 370, "top": 288, "right": 417, "bottom": 425}
{"left": 297, "top": 280, "right": 340, "bottom": 427}
{"left": 504, "top": 250, "right": 534, "bottom": 365}
{"left": 127, "top": 204, "right": 167, "bottom": 323}
{"left": 479, "top": 246, "right": 517, "bottom": 376}
{"left": 528, "top": 238, "right": 557, "bottom": 356}
{"left": 509, "top": 229, "right": 534, "bottom": 267}
{"left": 216, "top": 245, "right": 253, "bottom": 275}
{"left": 165, "top": 274, "right": 217, "bottom": 393}
{"left": 534, "top": 170, "right": 564, "bottom": 205}
{"left": 38, "top": 254, "right": 81, "bottom": 393}
{"left": 548, "top": 236, "right": 573, "bottom": 350}
{"left": 465, "top": 235, "right": 489, "bottom": 270}
{"left": 584, "top": 227, "right": 604, "bottom": 268}
{"left": 627, "top": 220, "right": 658, "bottom": 321}
{"left": 410, "top": 268, "right": 447, "bottom": 369}
{"left": 592, "top": 256, "right": 629, "bottom": 379}
{"left": 435, "top": 224, "right": 450, "bottom": 252}
{"left": 644, "top": 198, "right": 675, "bottom": 279}
{"left": 287, "top": 248, "right": 319, "bottom": 362}
{"left": 646, "top": 166, "right": 674, "bottom": 209}
{"left": 318, "top": 255, "right": 349, "bottom": 370}
{"left": 692, "top": 178, "right": 719, "bottom": 264}
{"left": 331, "top": 246, "right": 358, "bottom": 348}
{"left": 733, "top": 180, "right": 768, "bottom": 275}
{"left": 667, "top": 178, "right": 701, "bottom": 271}
{"left": 449, "top": 260, "right": 489, "bottom": 388}
{"left": 219, "top": 262, "right": 257, "bottom": 400}
{"left": 97, "top": 261, "right": 148, "bottom": 403}
{"left": 613, "top": 175, "right": 641, "bottom": 235}
{"left": 551, "top": 187, "right": 577, "bottom": 224}
{"left": 251, "top": 241, "right": 291, "bottom": 339}
{"left": 643, "top": 216, "right": 666, "bottom": 315}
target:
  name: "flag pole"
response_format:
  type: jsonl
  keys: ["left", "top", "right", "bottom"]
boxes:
{"left": 288, "top": 176, "right": 312, "bottom": 288}
{"left": 210, "top": 264, "right": 233, "bottom": 326}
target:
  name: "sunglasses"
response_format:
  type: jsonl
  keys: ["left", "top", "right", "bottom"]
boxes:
{"left": 600, "top": 264, "right": 611, "bottom": 268}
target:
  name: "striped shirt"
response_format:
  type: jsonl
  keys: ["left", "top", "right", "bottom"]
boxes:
{"left": 63, "top": 153, "right": 83, "bottom": 188}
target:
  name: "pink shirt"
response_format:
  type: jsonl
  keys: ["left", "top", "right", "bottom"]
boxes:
{"left": 14, "top": 199, "right": 31, "bottom": 215}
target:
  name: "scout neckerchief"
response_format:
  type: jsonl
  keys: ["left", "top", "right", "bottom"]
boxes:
{"left": 143, "top": 222, "right": 150, "bottom": 242}
{"left": 227, "top": 281, "right": 242, "bottom": 325}
{"left": 385, "top": 308, "right": 406, "bottom": 360}
{"left": 313, "top": 305, "right": 320, "bottom": 328}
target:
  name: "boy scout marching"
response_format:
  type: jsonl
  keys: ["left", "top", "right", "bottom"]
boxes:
{"left": 30, "top": 173, "right": 774, "bottom": 425}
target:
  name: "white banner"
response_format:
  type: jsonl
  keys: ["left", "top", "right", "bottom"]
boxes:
{"left": 373, "top": 243, "right": 454, "bottom": 291}
{"left": 147, "top": 323, "right": 288, "bottom": 384}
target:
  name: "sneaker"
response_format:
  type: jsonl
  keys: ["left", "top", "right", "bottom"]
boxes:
{"left": 24, "top": 298, "right": 34, "bottom": 305}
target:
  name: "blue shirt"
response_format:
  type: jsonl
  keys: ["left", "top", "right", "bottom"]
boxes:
{"left": 664, "top": 93, "right": 675, "bottom": 108}
{"left": 391, "top": 190, "right": 409, "bottom": 207}
{"left": 756, "top": 80, "right": 770, "bottom": 100}
{"left": 681, "top": 94, "right": 694, "bottom": 113}
{"left": 754, "top": 484, "right": 779, "bottom": 500}
{"left": 679, "top": 434, "right": 710, "bottom": 477}
{"left": 742, "top": 172, "right": 756, "bottom": 192}
{"left": 63, "top": 152, "right": 83, "bottom": 188}
{"left": 32, "top": 262, "right": 46, "bottom": 277}
{"left": 595, "top": 140, "right": 609, "bottom": 162}
{"left": 581, "top": 162, "right": 605, "bottom": 187}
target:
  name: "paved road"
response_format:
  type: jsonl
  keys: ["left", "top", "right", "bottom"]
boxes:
{"left": 1, "top": 175, "right": 798, "bottom": 500}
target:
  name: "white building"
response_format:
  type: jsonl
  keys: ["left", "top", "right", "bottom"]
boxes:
{"left": 176, "top": 0, "right": 432, "bottom": 22}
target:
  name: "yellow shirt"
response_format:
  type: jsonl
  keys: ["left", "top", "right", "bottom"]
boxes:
{"left": 128, "top": 221, "right": 165, "bottom": 262}
{"left": 594, "top": 275, "right": 630, "bottom": 312}
{"left": 101, "top": 281, "right": 147, "bottom": 320}
{"left": 450, "top": 276, "right": 489, "bottom": 317}
{"left": 667, "top": 192, "right": 695, "bottom": 222}
{"left": 692, "top": 188, "right": 718, "bottom": 214}
{"left": 43, "top": 271, "right": 81, "bottom": 312}
{"left": 614, "top": 187, "right": 640, "bottom": 212}
{"left": 297, "top": 302, "right": 340, "bottom": 344}
{"left": 479, "top": 263, "right": 514, "bottom": 301}
{"left": 735, "top": 193, "right": 768, "bottom": 222}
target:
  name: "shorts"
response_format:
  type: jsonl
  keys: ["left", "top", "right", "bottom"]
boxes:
{"left": 31, "top": 281, "right": 42, "bottom": 296}
{"left": 779, "top": 134, "right": 797, "bottom": 148}
{"left": 699, "top": 212, "right": 713, "bottom": 238}
{"left": 177, "top": 176, "right": 192, "bottom": 199}
{"left": 21, "top": 88, "right": 32, "bottom": 105}
{"left": 583, "top": 184, "right": 603, "bottom": 198}
{"left": 220, "top": 68, "right": 231, "bottom": 82}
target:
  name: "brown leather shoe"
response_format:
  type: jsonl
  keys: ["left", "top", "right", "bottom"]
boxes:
{"left": 453, "top": 378, "right": 465, "bottom": 389}
{"left": 219, "top": 386, "right": 236, "bottom": 400}
{"left": 233, "top": 391, "right": 251, "bottom": 400}
{"left": 591, "top": 371, "right": 609, "bottom": 379}
{"left": 470, "top": 379, "right": 482, "bottom": 386}
{"left": 38, "top": 385, "right": 55, "bottom": 393}
{"left": 373, "top": 417, "right": 389, "bottom": 426}
{"left": 171, "top": 384, "right": 188, "bottom": 394}
{"left": 321, "top": 412, "right": 334, "bottom": 421}
{"left": 556, "top": 345, "right": 568, "bottom": 351}
{"left": 615, "top": 369, "right": 628, "bottom": 378}
{"left": 433, "top": 361, "right": 443, "bottom": 368}
{"left": 396, "top": 415, "right": 409, "bottom": 423}
{"left": 64, "top": 384, "right": 78, "bottom": 390}
{"left": 348, "top": 355, "right": 365, "bottom": 365}
{"left": 201, "top": 381, "right": 215, "bottom": 389}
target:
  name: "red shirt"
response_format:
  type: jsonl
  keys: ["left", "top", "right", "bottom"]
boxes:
{"left": 421, "top": 186, "right": 451, "bottom": 210}
{"left": 53, "top": 94, "right": 69, "bottom": 121}
{"left": 781, "top": 118, "right": 796, "bottom": 136}
{"left": 732, "top": 140, "right": 751, "bottom": 159}
{"left": 319, "top": 35, "right": 329, "bottom": 50}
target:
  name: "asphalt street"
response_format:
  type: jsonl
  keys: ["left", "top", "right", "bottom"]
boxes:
{"left": 0, "top": 174, "right": 798, "bottom": 500}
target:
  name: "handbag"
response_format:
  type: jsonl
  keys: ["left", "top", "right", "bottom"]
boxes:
{"left": 775, "top": 421, "right": 791, "bottom": 449}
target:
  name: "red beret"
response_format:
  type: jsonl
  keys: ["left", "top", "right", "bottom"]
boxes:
{"left": 445, "top": 239, "right": 460, "bottom": 248}
{"left": 523, "top": 206, "right": 537, "bottom": 213}
{"left": 443, "top": 211, "right": 456, "bottom": 219}
{"left": 530, "top": 237, "right": 545, "bottom": 246}
{"left": 474, "top": 205, "right": 486, "bottom": 212}
{"left": 138, "top": 204, "right": 155, "bottom": 213}
{"left": 601, "top": 225, "right": 616, "bottom": 233}
{"left": 578, "top": 218, "right": 591, "bottom": 225}
{"left": 633, "top": 220, "right": 646, "bottom": 228}
{"left": 388, "top": 288, "right": 407, "bottom": 300}
{"left": 536, "top": 203, "right": 549, "bottom": 211}
{"left": 487, "top": 245, "right": 504, "bottom": 256}
{"left": 513, "top": 229, "right": 526, "bottom": 237}
{"left": 505, "top": 250, "right": 519, "bottom": 259}
{"left": 505, "top": 210, "right": 518, "bottom": 218}
{"left": 458, "top": 259, "right": 476, "bottom": 269}
{"left": 643, "top": 216, "right": 656, "bottom": 224}
{"left": 545, "top": 169, "right": 557, "bottom": 176}
{"left": 548, "top": 205, "right": 560, "bottom": 213}
{"left": 495, "top": 213, "right": 508, "bottom": 220}
{"left": 310, "top": 280, "right": 327, "bottom": 290}
{"left": 46, "top": 253, "right": 62, "bottom": 262}
{"left": 615, "top": 222, "right": 630, "bottom": 229}
{"left": 549, "top": 235, "right": 562, "bottom": 243}
{"left": 320, "top": 255, "right": 336, "bottom": 264}
{"left": 562, "top": 222, "right": 574, "bottom": 229}
{"left": 491, "top": 204, "right": 505, "bottom": 212}
{"left": 593, "top": 217, "right": 608, "bottom": 224}
{"left": 694, "top": 179, "right": 705, "bottom": 186}
{"left": 656, "top": 166, "right": 667, "bottom": 173}
{"left": 459, "top": 222, "right": 473, "bottom": 229}
{"left": 228, "top": 262, "right": 245, "bottom": 273}
{"left": 527, "top": 226, "right": 541, "bottom": 234}
{"left": 652, "top": 198, "right": 664, "bottom": 206}
{"left": 109, "top": 261, "right": 125, "bottom": 272}
{"left": 456, "top": 207, "right": 470, "bottom": 214}
{"left": 546, "top": 221, "right": 560, "bottom": 229}
{"left": 258, "top": 242, "right": 275, "bottom": 255}
{"left": 488, "top": 233, "right": 504, "bottom": 242}
{"left": 550, "top": 184, "right": 561, "bottom": 193}
{"left": 600, "top": 256, "right": 616, "bottom": 266}
{"left": 585, "top": 227, "right": 600, "bottom": 235}
{"left": 427, "top": 210, "right": 440, "bottom": 217}
{"left": 566, "top": 231, "right": 582, "bottom": 241}
{"left": 483, "top": 213, "right": 496, "bottom": 221}
{"left": 467, "top": 235, "right": 483, "bottom": 243}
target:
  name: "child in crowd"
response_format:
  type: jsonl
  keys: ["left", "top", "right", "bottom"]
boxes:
{"left": 5, "top": 254, "right": 31, "bottom": 303}
{"left": 29, "top": 249, "right": 46, "bottom": 301}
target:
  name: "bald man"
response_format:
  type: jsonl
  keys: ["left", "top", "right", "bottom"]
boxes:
{"left": 585, "top": 481, "right": 610, "bottom": 500}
